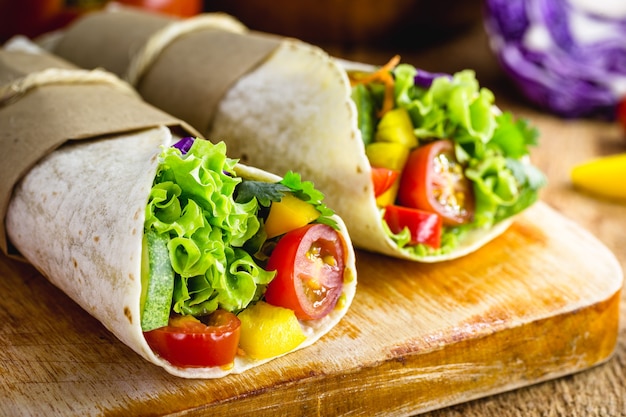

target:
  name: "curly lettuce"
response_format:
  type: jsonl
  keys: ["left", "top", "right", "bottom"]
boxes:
{"left": 144, "top": 139, "right": 340, "bottom": 318}
{"left": 145, "top": 140, "right": 274, "bottom": 316}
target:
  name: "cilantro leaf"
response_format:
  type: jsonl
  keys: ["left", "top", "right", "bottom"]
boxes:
{"left": 235, "top": 180, "right": 290, "bottom": 207}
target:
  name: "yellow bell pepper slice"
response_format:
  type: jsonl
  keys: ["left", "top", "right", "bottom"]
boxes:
{"left": 264, "top": 193, "right": 320, "bottom": 239}
{"left": 374, "top": 107, "right": 418, "bottom": 148}
{"left": 375, "top": 178, "right": 401, "bottom": 207}
{"left": 571, "top": 153, "right": 626, "bottom": 199}
{"left": 366, "top": 142, "right": 410, "bottom": 207}
{"left": 237, "top": 301, "right": 306, "bottom": 360}
{"left": 365, "top": 141, "right": 410, "bottom": 171}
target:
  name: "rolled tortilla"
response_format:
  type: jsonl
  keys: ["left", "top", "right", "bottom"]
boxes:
{"left": 0, "top": 47, "right": 357, "bottom": 378}
{"left": 45, "top": 7, "right": 537, "bottom": 262}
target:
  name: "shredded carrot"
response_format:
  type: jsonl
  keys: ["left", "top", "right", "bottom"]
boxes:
{"left": 377, "top": 70, "right": 395, "bottom": 117}
{"left": 349, "top": 55, "right": 401, "bottom": 118}
{"left": 350, "top": 55, "right": 401, "bottom": 85}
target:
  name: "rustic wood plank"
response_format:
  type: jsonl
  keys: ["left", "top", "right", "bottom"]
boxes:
{"left": 0, "top": 202, "right": 621, "bottom": 416}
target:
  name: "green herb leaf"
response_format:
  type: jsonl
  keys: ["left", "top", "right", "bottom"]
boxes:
{"left": 235, "top": 180, "right": 290, "bottom": 207}
{"left": 490, "top": 112, "right": 539, "bottom": 158}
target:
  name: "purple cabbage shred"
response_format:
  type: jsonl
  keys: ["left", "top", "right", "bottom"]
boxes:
{"left": 172, "top": 136, "right": 195, "bottom": 154}
{"left": 414, "top": 70, "right": 451, "bottom": 88}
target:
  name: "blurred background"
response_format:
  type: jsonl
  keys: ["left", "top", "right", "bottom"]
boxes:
{"left": 0, "top": 0, "right": 203, "bottom": 42}
{"left": 2, "top": 0, "right": 625, "bottom": 123}
{"left": 0, "top": 0, "right": 482, "bottom": 48}
{"left": 203, "top": 0, "right": 483, "bottom": 49}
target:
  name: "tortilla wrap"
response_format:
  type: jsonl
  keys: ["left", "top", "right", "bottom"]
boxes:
{"left": 44, "top": 7, "right": 528, "bottom": 262}
{"left": 0, "top": 47, "right": 357, "bottom": 378}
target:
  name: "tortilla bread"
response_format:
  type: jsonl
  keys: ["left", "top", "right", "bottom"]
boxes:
{"left": 208, "top": 40, "right": 513, "bottom": 262}
{"left": 5, "top": 125, "right": 357, "bottom": 379}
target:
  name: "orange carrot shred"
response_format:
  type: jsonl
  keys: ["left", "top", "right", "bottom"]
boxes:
{"left": 349, "top": 55, "right": 401, "bottom": 85}
{"left": 349, "top": 55, "right": 401, "bottom": 117}
{"left": 378, "top": 71, "right": 395, "bottom": 117}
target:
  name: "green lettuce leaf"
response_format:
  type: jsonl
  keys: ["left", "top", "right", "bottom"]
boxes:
{"left": 465, "top": 152, "right": 520, "bottom": 227}
{"left": 145, "top": 140, "right": 272, "bottom": 316}
{"left": 490, "top": 113, "right": 539, "bottom": 158}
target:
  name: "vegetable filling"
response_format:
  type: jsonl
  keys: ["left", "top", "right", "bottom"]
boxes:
{"left": 349, "top": 57, "right": 546, "bottom": 257}
{"left": 141, "top": 138, "right": 345, "bottom": 368}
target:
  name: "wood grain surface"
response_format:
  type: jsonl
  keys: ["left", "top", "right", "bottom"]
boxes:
{"left": 2, "top": 18, "right": 626, "bottom": 417}
{"left": 0, "top": 198, "right": 621, "bottom": 416}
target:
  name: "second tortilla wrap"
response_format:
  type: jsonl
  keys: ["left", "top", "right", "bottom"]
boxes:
{"left": 45, "top": 7, "right": 543, "bottom": 262}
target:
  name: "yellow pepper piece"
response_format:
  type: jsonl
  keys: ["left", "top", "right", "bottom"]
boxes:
{"left": 264, "top": 193, "right": 320, "bottom": 239}
{"left": 376, "top": 178, "right": 401, "bottom": 207}
{"left": 237, "top": 301, "right": 306, "bottom": 360}
{"left": 571, "top": 153, "right": 626, "bottom": 199}
{"left": 366, "top": 141, "right": 410, "bottom": 171}
{"left": 366, "top": 142, "right": 410, "bottom": 207}
{"left": 374, "top": 108, "right": 418, "bottom": 148}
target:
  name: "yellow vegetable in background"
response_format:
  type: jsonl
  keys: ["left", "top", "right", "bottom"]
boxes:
{"left": 571, "top": 153, "right": 626, "bottom": 200}
{"left": 237, "top": 301, "right": 306, "bottom": 360}
{"left": 264, "top": 193, "right": 320, "bottom": 238}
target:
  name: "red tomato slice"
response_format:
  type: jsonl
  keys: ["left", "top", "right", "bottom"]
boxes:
{"left": 384, "top": 205, "right": 442, "bottom": 248}
{"left": 144, "top": 310, "right": 241, "bottom": 368}
{"left": 264, "top": 224, "right": 345, "bottom": 320}
{"left": 398, "top": 139, "right": 474, "bottom": 226}
{"left": 371, "top": 166, "right": 400, "bottom": 197}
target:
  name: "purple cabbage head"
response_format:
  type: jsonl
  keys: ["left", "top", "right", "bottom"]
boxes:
{"left": 483, "top": 0, "right": 626, "bottom": 119}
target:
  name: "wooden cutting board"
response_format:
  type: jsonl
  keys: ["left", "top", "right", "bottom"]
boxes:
{"left": 0, "top": 202, "right": 622, "bottom": 416}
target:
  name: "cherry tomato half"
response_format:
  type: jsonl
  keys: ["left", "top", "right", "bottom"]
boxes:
{"left": 398, "top": 139, "right": 474, "bottom": 226}
{"left": 264, "top": 224, "right": 345, "bottom": 320}
{"left": 383, "top": 205, "right": 442, "bottom": 248}
{"left": 371, "top": 166, "right": 399, "bottom": 198}
{"left": 144, "top": 310, "right": 241, "bottom": 368}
